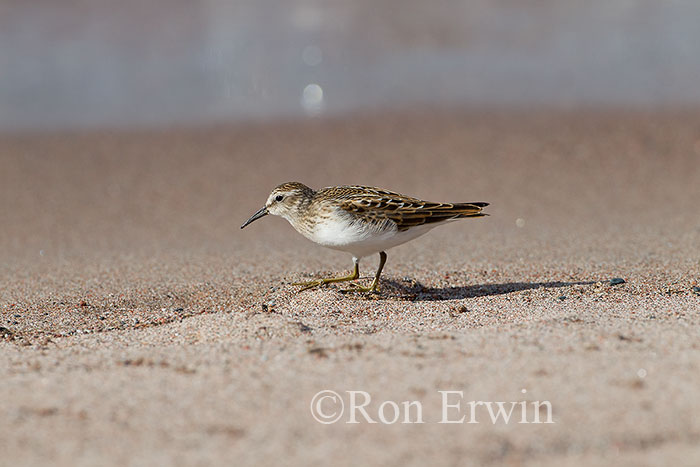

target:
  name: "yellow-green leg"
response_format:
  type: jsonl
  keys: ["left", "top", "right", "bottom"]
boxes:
{"left": 342, "top": 251, "right": 387, "bottom": 293}
{"left": 293, "top": 258, "right": 360, "bottom": 291}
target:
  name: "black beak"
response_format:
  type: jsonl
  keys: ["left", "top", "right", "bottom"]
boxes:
{"left": 241, "top": 206, "right": 268, "bottom": 229}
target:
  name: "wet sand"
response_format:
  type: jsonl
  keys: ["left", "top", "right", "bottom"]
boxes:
{"left": 1, "top": 110, "right": 699, "bottom": 465}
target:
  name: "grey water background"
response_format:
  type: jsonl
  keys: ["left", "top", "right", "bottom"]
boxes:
{"left": 2, "top": 0, "right": 700, "bottom": 131}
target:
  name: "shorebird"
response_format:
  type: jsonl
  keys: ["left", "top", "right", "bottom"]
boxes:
{"left": 241, "top": 182, "right": 488, "bottom": 293}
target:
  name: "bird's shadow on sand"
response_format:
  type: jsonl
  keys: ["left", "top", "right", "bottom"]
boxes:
{"left": 381, "top": 279, "right": 596, "bottom": 301}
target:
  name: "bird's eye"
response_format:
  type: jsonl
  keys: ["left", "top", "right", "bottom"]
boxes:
{"left": 275, "top": 194, "right": 284, "bottom": 202}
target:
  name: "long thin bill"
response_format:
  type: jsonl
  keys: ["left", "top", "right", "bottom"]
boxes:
{"left": 240, "top": 206, "right": 268, "bottom": 229}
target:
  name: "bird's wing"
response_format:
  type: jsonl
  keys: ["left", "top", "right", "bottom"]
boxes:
{"left": 329, "top": 186, "right": 488, "bottom": 232}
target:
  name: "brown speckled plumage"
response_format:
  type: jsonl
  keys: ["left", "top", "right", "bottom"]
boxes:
{"left": 316, "top": 185, "right": 488, "bottom": 231}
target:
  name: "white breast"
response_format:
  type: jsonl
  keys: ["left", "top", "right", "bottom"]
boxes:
{"left": 302, "top": 210, "right": 435, "bottom": 259}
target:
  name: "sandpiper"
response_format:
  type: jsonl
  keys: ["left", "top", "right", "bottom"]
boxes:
{"left": 241, "top": 182, "right": 488, "bottom": 293}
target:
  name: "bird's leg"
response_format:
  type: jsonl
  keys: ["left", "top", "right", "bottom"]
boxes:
{"left": 342, "top": 251, "right": 387, "bottom": 293}
{"left": 293, "top": 258, "right": 360, "bottom": 291}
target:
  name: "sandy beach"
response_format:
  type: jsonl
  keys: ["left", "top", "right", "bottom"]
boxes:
{"left": 1, "top": 110, "right": 699, "bottom": 465}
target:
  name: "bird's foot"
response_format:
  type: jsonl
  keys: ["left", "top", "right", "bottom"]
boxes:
{"left": 293, "top": 273, "right": 359, "bottom": 292}
{"left": 292, "top": 278, "right": 327, "bottom": 291}
{"left": 340, "top": 281, "right": 380, "bottom": 294}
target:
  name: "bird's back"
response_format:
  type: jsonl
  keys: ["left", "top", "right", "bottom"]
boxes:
{"left": 314, "top": 185, "right": 488, "bottom": 231}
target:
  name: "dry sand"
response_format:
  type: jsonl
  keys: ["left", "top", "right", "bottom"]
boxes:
{"left": 1, "top": 110, "right": 699, "bottom": 466}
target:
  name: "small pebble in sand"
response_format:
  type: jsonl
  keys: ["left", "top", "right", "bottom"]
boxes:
{"left": 692, "top": 286, "right": 700, "bottom": 294}
{"left": 515, "top": 218, "right": 525, "bottom": 228}
{"left": 0, "top": 326, "right": 14, "bottom": 339}
{"left": 609, "top": 278, "right": 626, "bottom": 286}
{"left": 558, "top": 295, "right": 567, "bottom": 301}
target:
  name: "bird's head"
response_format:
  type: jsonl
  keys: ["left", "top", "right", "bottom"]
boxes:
{"left": 241, "top": 182, "right": 314, "bottom": 229}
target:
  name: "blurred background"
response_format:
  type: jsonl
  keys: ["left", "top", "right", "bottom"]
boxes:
{"left": 2, "top": 0, "right": 699, "bottom": 261}
{"left": 2, "top": 0, "right": 700, "bottom": 131}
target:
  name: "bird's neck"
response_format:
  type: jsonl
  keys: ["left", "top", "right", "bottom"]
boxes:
{"left": 286, "top": 195, "right": 320, "bottom": 237}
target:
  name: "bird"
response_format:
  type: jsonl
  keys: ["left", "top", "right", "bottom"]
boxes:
{"left": 241, "top": 182, "right": 488, "bottom": 293}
